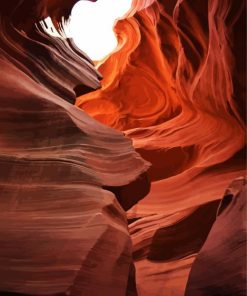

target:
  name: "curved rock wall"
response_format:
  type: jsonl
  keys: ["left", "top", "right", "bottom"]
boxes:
{"left": 0, "top": 1, "right": 150, "bottom": 295}
{"left": 76, "top": 0, "right": 246, "bottom": 294}
{"left": 0, "top": 0, "right": 245, "bottom": 295}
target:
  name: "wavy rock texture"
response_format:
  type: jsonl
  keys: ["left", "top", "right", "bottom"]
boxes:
{"left": 0, "top": 0, "right": 246, "bottom": 295}
{"left": 0, "top": 1, "right": 150, "bottom": 295}
{"left": 76, "top": 0, "right": 246, "bottom": 295}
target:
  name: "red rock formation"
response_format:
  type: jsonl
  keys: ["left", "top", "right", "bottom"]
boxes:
{"left": 76, "top": 0, "right": 246, "bottom": 294}
{"left": 0, "top": 0, "right": 246, "bottom": 295}
{"left": 185, "top": 177, "right": 247, "bottom": 296}
{"left": 0, "top": 1, "right": 150, "bottom": 295}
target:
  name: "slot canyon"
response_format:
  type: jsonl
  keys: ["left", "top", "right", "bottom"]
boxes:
{"left": 0, "top": 0, "right": 246, "bottom": 296}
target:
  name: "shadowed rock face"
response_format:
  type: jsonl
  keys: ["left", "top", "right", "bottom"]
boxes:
{"left": 185, "top": 177, "right": 247, "bottom": 296}
{"left": 0, "top": 1, "right": 150, "bottom": 295}
{"left": 0, "top": 0, "right": 246, "bottom": 295}
{"left": 0, "top": 1, "right": 97, "bottom": 27}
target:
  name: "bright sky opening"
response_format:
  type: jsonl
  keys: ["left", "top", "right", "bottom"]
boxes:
{"left": 69, "top": 0, "right": 132, "bottom": 61}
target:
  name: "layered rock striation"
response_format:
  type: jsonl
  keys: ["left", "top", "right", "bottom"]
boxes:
{"left": 0, "top": 0, "right": 246, "bottom": 295}
{"left": 0, "top": 1, "right": 150, "bottom": 295}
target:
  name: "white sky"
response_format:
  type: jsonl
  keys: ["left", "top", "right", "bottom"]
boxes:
{"left": 69, "top": 0, "right": 132, "bottom": 61}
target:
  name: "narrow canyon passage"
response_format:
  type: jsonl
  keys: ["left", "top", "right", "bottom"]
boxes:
{"left": 0, "top": 0, "right": 246, "bottom": 296}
